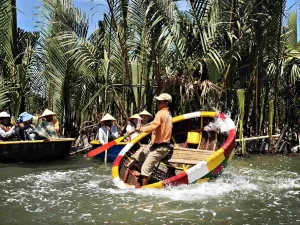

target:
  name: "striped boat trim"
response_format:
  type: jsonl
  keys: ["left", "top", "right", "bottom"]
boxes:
{"left": 112, "top": 111, "right": 236, "bottom": 189}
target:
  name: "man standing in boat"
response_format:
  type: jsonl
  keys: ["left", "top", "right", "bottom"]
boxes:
{"left": 133, "top": 93, "right": 173, "bottom": 186}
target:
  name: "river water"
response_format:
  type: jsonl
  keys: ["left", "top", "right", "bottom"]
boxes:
{"left": 1, "top": 155, "right": 300, "bottom": 225}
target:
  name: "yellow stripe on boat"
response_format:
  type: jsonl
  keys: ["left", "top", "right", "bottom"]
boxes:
{"left": 205, "top": 149, "right": 225, "bottom": 171}
{"left": 112, "top": 166, "right": 119, "bottom": 178}
{"left": 195, "top": 178, "right": 210, "bottom": 183}
{"left": 172, "top": 115, "right": 185, "bottom": 123}
{"left": 90, "top": 140, "right": 100, "bottom": 145}
{"left": 142, "top": 181, "right": 164, "bottom": 189}
{"left": 200, "top": 112, "right": 218, "bottom": 117}
{"left": 0, "top": 138, "right": 75, "bottom": 145}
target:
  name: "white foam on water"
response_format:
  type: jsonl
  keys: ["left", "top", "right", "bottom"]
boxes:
{"left": 2, "top": 160, "right": 300, "bottom": 225}
{"left": 97, "top": 169, "right": 258, "bottom": 202}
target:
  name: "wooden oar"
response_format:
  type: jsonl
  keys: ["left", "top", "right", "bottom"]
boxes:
{"left": 70, "top": 146, "right": 92, "bottom": 155}
{"left": 87, "top": 130, "right": 137, "bottom": 158}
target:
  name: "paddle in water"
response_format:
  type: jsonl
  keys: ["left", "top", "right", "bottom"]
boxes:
{"left": 87, "top": 130, "right": 137, "bottom": 158}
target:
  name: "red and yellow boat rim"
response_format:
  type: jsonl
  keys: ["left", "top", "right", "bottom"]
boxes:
{"left": 112, "top": 111, "right": 236, "bottom": 189}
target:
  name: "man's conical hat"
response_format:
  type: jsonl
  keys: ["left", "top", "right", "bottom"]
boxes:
{"left": 129, "top": 114, "right": 143, "bottom": 120}
{"left": 100, "top": 113, "right": 116, "bottom": 122}
{"left": 39, "top": 109, "right": 56, "bottom": 118}
{"left": 139, "top": 110, "right": 153, "bottom": 118}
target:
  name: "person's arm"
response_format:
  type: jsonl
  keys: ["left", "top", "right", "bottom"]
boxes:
{"left": 126, "top": 124, "right": 135, "bottom": 133}
{"left": 0, "top": 126, "right": 15, "bottom": 140}
{"left": 111, "top": 126, "right": 119, "bottom": 139}
{"left": 139, "top": 112, "right": 162, "bottom": 133}
{"left": 54, "top": 120, "right": 60, "bottom": 135}
{"left": 18, "top": 124, "right": 32, "bottom": 131}
{"left": 98, "top": 128, "right": 106, "bottom": 145}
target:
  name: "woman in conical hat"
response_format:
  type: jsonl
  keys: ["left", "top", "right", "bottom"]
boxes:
{"left": 100, "top": 113, "right": 116, "bottom": 122}
{"left": 0, "top": 112, "right": 13, "bottom": 132}
{"left": 0, "top": 112, "right": 15, "bottom": 141}
{"left": 98, "top": 113, "right": 119, "bottom": 145}
{"left": 122, "top": 114, "right": 142, "bottom": 141}
{"left": 40, "top": 109, "right": 56, "bottom": 118}
{"left": 139, "top": 109, "right": 153, "bottom": 125}
{"left": 39, "top": 109, "right": 60, "bottom": 135}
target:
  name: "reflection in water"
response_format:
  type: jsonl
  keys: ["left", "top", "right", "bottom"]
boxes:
{"left": 1, "top": 155, "right": 300, "bottom": 224}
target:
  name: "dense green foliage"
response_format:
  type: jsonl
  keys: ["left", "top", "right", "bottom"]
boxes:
{"left": 0, "top": 0, "right": 299, "bottom": 136}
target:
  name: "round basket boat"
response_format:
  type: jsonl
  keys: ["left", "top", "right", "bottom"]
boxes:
{"left": 112, "top": 111, "right": 236, "bottom": 189}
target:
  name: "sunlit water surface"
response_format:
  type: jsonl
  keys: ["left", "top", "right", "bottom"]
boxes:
{"left": 1, "top": 155, "right": 300, "bottom": 225}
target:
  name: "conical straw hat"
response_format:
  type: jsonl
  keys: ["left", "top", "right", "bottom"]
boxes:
{"left": 0, "top": 112, "right": 10, "bottom": 118}
{"left": 139, "top": 110, "right": 153, "bottom": 118}
{"left": 129, "top": 114, "right": 143, "bottom": 120}
{"left": 100, "top": 113, "right": 116, "bottom": 122}
{"left": 39, "top": 109, "right": 56, "bottom": 118}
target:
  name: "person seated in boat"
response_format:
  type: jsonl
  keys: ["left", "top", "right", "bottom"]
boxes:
{"left": 30, "top": 111, "right": 59, "bottom": 140}
{"left": 138, "top": 110, "right": 153, "bottom": 144}
{"left": 132, "top": 93, "right": 173, "bottom": 186}
{"left": 0, "top": 112, "right": 16, "bottom": 141}
{"left": 203, "top": 118, "right": 217, "bottom": 142}
{"left": 15, "top": 112, "right": 36, "bottom": 140}
{"left": 39, "top": 109, "right": 60, "bottom": 136}
{"left": 139, "top": 110, "right": 153, "bottom": 125}
{"left": 98, "top": 113, "right": 119, "bottom": 145}
{"left": 122, "top": 114, "right": 142, "bottom": 141}
{"left": 32, "top": 120, "right": 58, "bottom": 140}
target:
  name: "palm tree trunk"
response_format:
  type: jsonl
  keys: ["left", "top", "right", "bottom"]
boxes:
{"left": 11, "top": 0, "right": 18, "bottom": 60}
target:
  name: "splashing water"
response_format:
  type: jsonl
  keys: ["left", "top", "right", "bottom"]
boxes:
{"left": 1, "top": 155, "right": 300, "bottom": 224}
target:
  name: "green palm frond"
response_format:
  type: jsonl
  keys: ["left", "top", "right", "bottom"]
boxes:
{"left": 0, "top": 0, "right": 14, "bottom": 79}
{"left": 285, "top": 11, "right": 297, "bottom": 50}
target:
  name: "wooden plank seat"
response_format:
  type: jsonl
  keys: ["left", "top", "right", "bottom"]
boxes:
{"left": 135, "top": 145, "right": 216, "bottom": 165}
{"left": 167, "top": 159, "right": 201, "bottom": 164}
{"left": 166, "top": 147, "right": 215, "bottom": 165}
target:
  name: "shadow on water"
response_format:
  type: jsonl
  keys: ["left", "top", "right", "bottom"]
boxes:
{"left": 1, "top": 155, "right": 300, "bottom": 224}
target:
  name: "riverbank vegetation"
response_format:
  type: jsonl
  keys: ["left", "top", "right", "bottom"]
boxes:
{"left": 0, "top": 0, "right": 299, "bottom": 146}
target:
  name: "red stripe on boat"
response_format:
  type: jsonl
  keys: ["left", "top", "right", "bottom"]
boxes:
{"left": 222, "top": 129, "right": 236, "bottom": 157}
{"left": 162, "top": 172, "right": 188, "bottom": 187}
{"left": 113, "top": 155, "right": 123, "bottom": 167}
{"left": 212, "top": 165, "right": 223, "bottom": 176}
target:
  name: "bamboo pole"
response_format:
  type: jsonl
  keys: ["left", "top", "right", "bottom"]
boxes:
{"left": 197, "top": 117, "right": 203, "bottom": 149}
{"left": 235, "top": 134, "right": 280, "bottom": 142}
{"left": 237, "top": 89, "right": 245, "bottom": 155}
{"left": 269, "top": 99, "right": 274, "bottom": 151}
{"left": 104, "top": 130, "right": 108, "bottom": 164}
{"left": 70, "top": 146, "right": 92, "bottom": 155}
{"left": 259, "top": 88, "right": 265, "bottom": 135}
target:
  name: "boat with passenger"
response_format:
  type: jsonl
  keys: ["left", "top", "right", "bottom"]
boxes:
{"left": 0, "top": 138, "right": 75, "bottom": 162}
{"left": 112, "top": 111, "right": 236, "bottom": 189}
{"left": 89, "top": 140, "right": 127, "bottom": 162}
{"left": 0, "top": 109, "right": 74, "bottom": 162}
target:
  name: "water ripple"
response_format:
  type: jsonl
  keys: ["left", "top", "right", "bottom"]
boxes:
{"left": 1, "top": 156, "right": 300, "bottom": 224}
